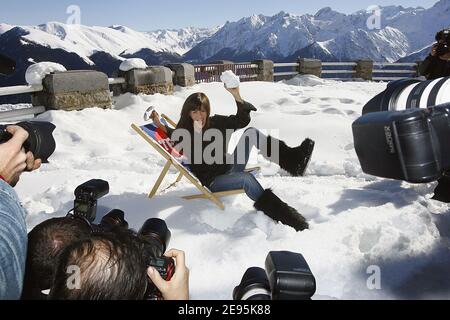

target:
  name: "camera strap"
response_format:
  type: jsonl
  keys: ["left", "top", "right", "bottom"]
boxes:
{"left": 66, "top": 213, "right": 96, "bottom": 233}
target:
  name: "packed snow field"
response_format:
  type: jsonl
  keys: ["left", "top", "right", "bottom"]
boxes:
{"left": 7, "top": 75, "right": 450, "bottom": 300}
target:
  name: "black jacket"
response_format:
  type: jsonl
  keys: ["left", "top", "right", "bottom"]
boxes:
{"left": 167, "top": 100, "right": 257, "bottom": 186}
{"left": 419, "top": 55, "right": 450, "bottom": 80}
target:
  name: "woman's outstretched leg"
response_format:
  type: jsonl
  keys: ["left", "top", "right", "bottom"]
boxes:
{"left": 209, "top": 172, "right": 309, "bottom": 231}
{"left": 209, "top": 172, "right": 264, "bottom": 201}
{"left": 229, "top": 127, "right": 315, "bottom": 176}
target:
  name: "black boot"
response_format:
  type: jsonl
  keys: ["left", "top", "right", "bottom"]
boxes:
{"left": 432, "top": 174, "right": 450, "bottom": 203}
{"left": 254, "top": 189, "right": 309, "bottom": 231}
{"left": 268, "top": 137, "right": 315, "bottom": 177}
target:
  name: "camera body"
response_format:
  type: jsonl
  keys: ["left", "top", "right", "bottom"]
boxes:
{"left": 353, "top": 104, "right": 450, "bottom": 183}
{"left": 233, "top": 251, "right": 316, "bottom": 300}
{"left": 436, "top": 42, "right": 450, "bottom": 57}
{"left": 69, "top": 179, "right": 175, "bottom": 300}
{"left": 145, "top": 256, "right": 176, "bottom": 299}
{"left": 138, "top": 218, "right": 175, "bottom": 300}
{"left": 435, "top": 29, "right": 450, "bottom": 56}
{"left": 0, "top": 121, "right": 56, "bottom": 163}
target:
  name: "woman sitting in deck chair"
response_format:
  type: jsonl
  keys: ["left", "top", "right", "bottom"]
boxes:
{"left": 150, "top": 86, "right": 315, "bottom": 232}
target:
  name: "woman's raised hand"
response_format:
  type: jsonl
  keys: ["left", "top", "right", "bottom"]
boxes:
{"left": 225, "top": 86, "right": 244, "bottom": 103}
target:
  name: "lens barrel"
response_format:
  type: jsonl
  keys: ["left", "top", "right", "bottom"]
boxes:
{"left": 233, "top": 267, "right": 271, "bottom": 300}
{"left": 363, "top": 77, "right": 450, "bottom": 114}
{"left": 99, "top": 209, "right": 129, "bottom": 231}
{"left": 138, "top": 218, "right": 171, "bottom": 256}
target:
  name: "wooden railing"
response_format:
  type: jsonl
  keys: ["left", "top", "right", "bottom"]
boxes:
{"left": 194, "top": 62, "right": 258, "bottom": 84}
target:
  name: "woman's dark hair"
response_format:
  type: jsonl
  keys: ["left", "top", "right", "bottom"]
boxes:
{"left": 176, "top": 92, "right": 211, "bottom": 132}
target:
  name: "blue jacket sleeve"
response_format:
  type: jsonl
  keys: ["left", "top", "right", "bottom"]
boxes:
{"left": 0, "top": 180, "right": 28, "bottom": 300}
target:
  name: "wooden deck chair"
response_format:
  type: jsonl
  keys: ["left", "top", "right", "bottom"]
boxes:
{"left": 131, "top": 114, "right": 259, "bottom": 210}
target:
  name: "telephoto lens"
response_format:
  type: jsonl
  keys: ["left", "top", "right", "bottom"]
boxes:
{"left": 0, "top": 121, "right": 56, "bottom": 163}
{"left": 233, "top": 267, "right": 272, "bottom": 300}
{"left": 353, "top": 104, "right": 450, "bottom": 183}
{"left": 138, "top": 218, "right": 171, "bottom": 256}
{"left": 436, "top": 42, "right": 450, "bottom": 56}
{"left": 138, "top": 218, "right": 175, "bottom": 300}
{"left": 363, "top": 77, "right": 450, "bottom": 114}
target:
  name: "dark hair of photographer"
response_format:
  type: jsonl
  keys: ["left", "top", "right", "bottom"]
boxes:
{"left": 49, "top": 230, "right": 149, "bottom": 300}
{"left": 419, "top": 29, "right": 450, "bottom": 80}
{"left": 22, "top": 217, "right": 92, "bottom": 300}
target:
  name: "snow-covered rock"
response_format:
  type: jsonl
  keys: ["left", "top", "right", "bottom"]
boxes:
{"left": 119, "top": 58, "right": 148, "bottom": 72}
{"left": 25, "top": 62, "right": 66, "bottom": 85}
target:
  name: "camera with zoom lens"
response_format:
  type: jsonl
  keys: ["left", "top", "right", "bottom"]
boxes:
{"left": 138, "top": 218, "right": 175, "bottom": 300}
{"left": 69, "top": 179, "right": 175, "bottom": 300}
{"left": 0, "top": 121, "right": 56, "bottom": 163}
{"left": 0, "top": 53, "right": 15, "bottom": 75}
{"left": 233, "top": 251, "right": 316, "bottom": 300}
{"left": 70, "top": 179, "right": 129, "bottom": 232}
{"left": 436, "top": 42, "right": 450, "bottom": 57}
{"left": 435, "top": 29, "right": 450, "bottom": 57}
{"left": 354, "top": 76, "right": 450, "bottom": 183}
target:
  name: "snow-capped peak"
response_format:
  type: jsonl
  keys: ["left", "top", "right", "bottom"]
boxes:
{"left": 314, "top": 7, "right": 341, "bottom": 19}
{"left": 0, "top": 23, "right": 14, "bottom": 35}
{"left": 1, "top": 21, "right": 219, "bottom": 61}
{"left": 184, "top": 0, "right": 450, "bottom": 63}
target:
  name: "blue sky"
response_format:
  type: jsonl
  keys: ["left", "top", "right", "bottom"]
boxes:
{"left": 1, "top": 0, "right": 438, "bottom": 30}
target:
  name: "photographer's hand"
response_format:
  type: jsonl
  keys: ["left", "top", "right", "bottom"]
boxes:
{"left": 431, "top": 43, "right": 438, "bottom": 57}
{"left": 0, "top": 126, "right": 29, "bottom": 187}
{"left": 147, "top": 249, "right": 190, "bottom": 300}
{"left": 25, "top": 151, "right": 42, "bottom": 172}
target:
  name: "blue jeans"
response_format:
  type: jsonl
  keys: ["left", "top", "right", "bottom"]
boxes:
{"left": 209, "top": 128, "right": 266, "bottom": 201}
{"left": 0, "top": 180, "right": 28, "bottom": 300}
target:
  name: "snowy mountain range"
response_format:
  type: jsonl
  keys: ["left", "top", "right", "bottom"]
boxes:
{"left": 185, "top": 0, "right": 450, "bottom": 63}
{"left": 0, "top": 22, "right": 219, "bottom": 64}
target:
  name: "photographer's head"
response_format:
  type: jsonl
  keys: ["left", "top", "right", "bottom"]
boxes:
{"left": 22, "top": 217, "right": 92, "bottom": 299}
{"left": 49, "top": 230, "right": 149, "bottom": 300}
{"left": 436, "top": 29, "right": 450, "bottom": 43}
{"left": 433, "top": 29, "right": 450, "bottom": 60}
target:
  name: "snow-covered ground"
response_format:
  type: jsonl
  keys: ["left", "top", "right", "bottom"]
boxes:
{"left": 6, "top": 75, "right": 450, "bottom": 300}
